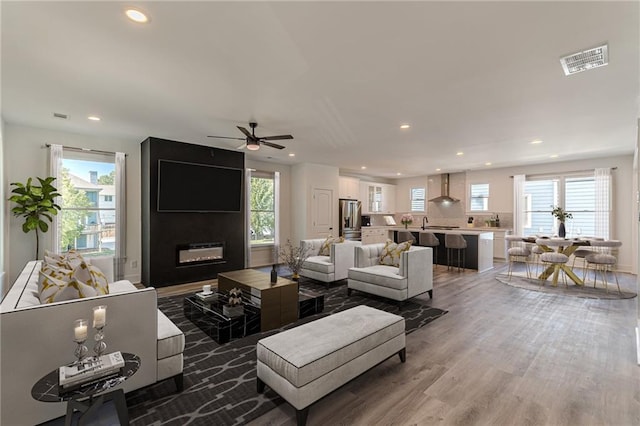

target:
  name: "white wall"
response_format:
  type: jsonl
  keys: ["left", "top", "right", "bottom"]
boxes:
{"left": 0, "top": 118, "right": 6, "bottom": 296}
{"left": 246, "top": 159, "right": 292, "bottom": 267}
{"left": 4, "top": 124, "right": 142, "bottom": 284}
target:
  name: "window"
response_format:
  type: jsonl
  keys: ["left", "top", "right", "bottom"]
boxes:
{"left": 57, "top": 155, "right": 117, "bottom": 256}
{"left": 410, "top": 187, "right": 425, "bottom": 212}
{"left": 521, "top": 172, "right": 608, "bottom": 238}
{"left": 250, "top": 172, "right": 276, "bottom": 245}
{"left": 469, "top": 183, "right": 489, "bottom": 211}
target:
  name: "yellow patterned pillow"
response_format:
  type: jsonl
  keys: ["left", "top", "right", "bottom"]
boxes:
{"left": 39, "top": 262, "right": 72, "bottom": 294}
{"left": 319, "top": 236, "right": 345, "bottom": 256}
{"left": 379, "top": 239, "right": 412, "bottom": 267}
{"left": 38, "top": 272, "right": 98, "bottom": 304}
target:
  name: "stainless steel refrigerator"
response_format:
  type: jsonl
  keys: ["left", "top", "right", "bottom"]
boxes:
{"left": 339, "top": 199, "right": 362, "bottom": 240}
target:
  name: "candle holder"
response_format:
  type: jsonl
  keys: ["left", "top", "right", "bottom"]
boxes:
{"left": 92, "top": 305, "right": 107, "bottom": 358}
{"left": 93, "top": 325, "right": 107, "bottom": 358}
{"left": 73, "top": 319, "right": 89, "bottom": 365}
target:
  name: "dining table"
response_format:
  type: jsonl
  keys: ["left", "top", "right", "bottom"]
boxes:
{"left": 523, "top": 237, "right": 590, "bottom": 286}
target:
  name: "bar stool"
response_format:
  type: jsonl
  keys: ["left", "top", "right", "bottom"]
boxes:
{"left": 505, "top": 235, "right": 531, "bottom": 279}
{"left": 419, "top": 232, "right": 440, "bottom": 268}
{"left": 584, "top": 240, "right": 622, "bottom": 294}
{"left": 445, "top": 234, "right": 467, "bottom": 272}
{"left": 397, "top": 231, "right": 416, "bottom": 244}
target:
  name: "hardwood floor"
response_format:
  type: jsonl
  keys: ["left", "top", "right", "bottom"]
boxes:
{"left": 240, "top": 263, "right": 639, "bottom": 426}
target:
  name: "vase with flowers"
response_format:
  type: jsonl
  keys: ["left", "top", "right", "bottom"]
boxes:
{"left": 400, "top": 214, "right": 414, "bottom": 229}
{"left": 279, "top": 239, "right": 311, "bottom": 280}
{"left": 551, "top": 206, "right": 572, "bottom": 238}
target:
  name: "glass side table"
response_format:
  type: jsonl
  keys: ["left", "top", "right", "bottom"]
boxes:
{"left": 31, "top": 352, "right": 140, "bottom": 426}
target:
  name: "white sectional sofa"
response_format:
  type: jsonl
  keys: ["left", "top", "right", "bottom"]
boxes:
{"left": 348, "top": 244, "right": 433, "bottom": 303}
{"left": 299, "top": 239, "right": 361, "bottom": 287}
{"left": 0, "top": 258, "right": 185, "bottom": 426}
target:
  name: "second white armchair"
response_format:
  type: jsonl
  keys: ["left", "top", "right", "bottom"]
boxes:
{"left": 299, "top": 239, "right": 361, "bottom": 287}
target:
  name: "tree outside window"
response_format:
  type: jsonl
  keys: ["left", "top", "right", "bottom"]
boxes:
{"left": 250, "top": 175, "right": 275, "bottom": 245}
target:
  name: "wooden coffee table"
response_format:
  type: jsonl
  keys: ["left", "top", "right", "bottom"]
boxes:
{"left": 217, "top": 269, "right": 298, "bottom": 331}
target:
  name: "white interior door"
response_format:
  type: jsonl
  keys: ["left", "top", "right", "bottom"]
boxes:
{"left": 312, "top": 188, "right": 334, "bottom": 237}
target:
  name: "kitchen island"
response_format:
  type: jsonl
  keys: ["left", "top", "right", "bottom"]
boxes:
{"left": 389, "top": 227, "right": 494, "bottom": 272}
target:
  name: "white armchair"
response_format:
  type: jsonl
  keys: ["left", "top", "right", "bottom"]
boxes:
{"left": 347, "top": 243, "right": 433, "bottom": 303}
{"left": 299, "top": 239, "right": 361, "bottom": 287}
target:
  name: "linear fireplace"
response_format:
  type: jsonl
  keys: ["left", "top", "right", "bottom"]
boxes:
{"left": 176, "top": 242, "right": 226, "bottom": 267}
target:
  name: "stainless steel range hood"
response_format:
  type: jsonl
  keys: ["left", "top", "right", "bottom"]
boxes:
{"left": 429, "top": 174, "right": 459, "bottom": 203}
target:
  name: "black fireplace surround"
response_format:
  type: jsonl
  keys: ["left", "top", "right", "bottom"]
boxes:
{"left": 141, "top": 137, "right": 245, "bottom": 287}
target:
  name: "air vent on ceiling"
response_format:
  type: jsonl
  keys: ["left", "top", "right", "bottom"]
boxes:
{"left": 53, "top": 112, "right": 69, "bottom": 120}
{"left": 560, "top": 44, "right": 608, "bottom": 76}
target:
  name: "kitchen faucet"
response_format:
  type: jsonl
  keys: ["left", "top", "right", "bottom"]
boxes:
{"left": 422, "top": 216, "right": 429, "bottom": 230}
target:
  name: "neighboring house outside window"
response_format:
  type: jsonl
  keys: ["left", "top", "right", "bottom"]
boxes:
{"left": 522, "top": 173, "right": 606, "bottom": 238}
{"left": 58, "top": 156, "right": 117, "bottom": 255}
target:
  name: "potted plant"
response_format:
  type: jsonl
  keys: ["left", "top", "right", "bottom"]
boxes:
{"left": 279, "top": 239, "right": 310, "bottom": 281}
{"left": 223, "top": 287, "right": 244, "bottom": 317}
{"left": 400, "top": 213, "right": 413, "bottom": 229}
{"left": 9, "top": 177, "right": 61, "bottom": 259}
{"left": 551, "top": 206, "right": 573, "bottom": 238}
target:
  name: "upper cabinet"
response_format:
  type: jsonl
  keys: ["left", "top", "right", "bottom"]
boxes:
{"left": 338, "top": 176, "right": 360, "bottom": 199}
{"left": 360, "top": 181, "right": 396, "bottom": 214}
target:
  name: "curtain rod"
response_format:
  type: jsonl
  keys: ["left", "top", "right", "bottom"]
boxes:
{"left": 45, "top": 143, "right": 126, "bottom": 157}
{"left": 510, "top": 166, "right": 617, "bottom": 178}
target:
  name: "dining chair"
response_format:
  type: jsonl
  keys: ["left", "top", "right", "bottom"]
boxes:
{"left": 584, "top": 240, "right": 622, "bottom": 293}
{"left": 535, "top": 238, "right": 570, "bottom": 287}
{"left": 505, "top": 235, "right": 531, "bottom": 279}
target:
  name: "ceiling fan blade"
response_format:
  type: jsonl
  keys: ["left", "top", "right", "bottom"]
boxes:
{"left": 260, "top": 134, "right": 294, "bottom": 141}
{"left": 261, "top": 141, "right": 286, "bottom": 150}
{"left": 237, "top": 126, "right": 255, "bottom": 140}
{"left": 207, "top": 135, "right": 245, "bottom": 140}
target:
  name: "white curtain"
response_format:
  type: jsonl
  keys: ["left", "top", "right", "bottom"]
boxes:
{"left": 48, "top": 144, "right": 63, "bottom": 253}
{"left": 245, "top": 168, "right": 253, "bottom": 267}
{"left": 273, "top": 171, "right": 281, "bottom": 265}
{"left": 115, "top": 152, "right": 126, "bottom": 280}
{"left": 594, "top": 168, "right": 611, "bottom": 239}
{"left": 513, "top": 174, "right": 526, "bottom": 236}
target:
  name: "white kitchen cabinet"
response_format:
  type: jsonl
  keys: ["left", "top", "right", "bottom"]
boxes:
{"left": 492, "top": 230, "right": 507, "bottom": 260}
{"left": 361, "top": 227, "right": 388, "bottom": 245}
{"left": 339, "top": 176, "right": 360, "bottom": 199}
{"left": 381, "top": 184, "right": 396, "bottom": 214}
{"left": 360, "top": 182, "right": 395, "bottom": 214}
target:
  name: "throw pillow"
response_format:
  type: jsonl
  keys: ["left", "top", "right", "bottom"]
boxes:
{"left": 39, "top": 272, "right": 98, "bottom": 304}
{"left": 64, "top": 250, "right": 85, "bottom": 269}
{"left": 319, "top": 236, "right": 345, "bottom": 256}
{"left": 379, "top": 239, "right": 412, "bottom": 267}
{"left": 39, "top": 262, "right": 72, "bottom": 294}
{"left": 71, "top": 261, "right": 110, "bottom": 296}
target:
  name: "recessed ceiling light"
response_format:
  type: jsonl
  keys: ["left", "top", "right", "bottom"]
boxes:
{"left": 531, "top": 140, "right": 543, "bottom": 144}
{"left": 361, "top": 166, "right": 367, "bottom": 170}
{"left": 485, "top": 162, "right": 492, "bottom": 166}
{"left": 288, "top": 153, "right": 295, "bottom": 157}
{"left": 125, "top": 8, "right": 149, "bottom": 23}
{"left": 550, "top": 154, "right": 559, "bottom": 158}
{"left": 436, "top": 168, "right": 441, "bottom": 171}
{"left": 456, "top": 152, "right": 464, "bottom": 156}
{"left": 396, "top": 172, "right": 402, "bottom": 176}
{"left": 400, "top": 124, "right": 410, "bottom": 129}
{"left": 87, "top": 116, "right": 101, "bottom": 121}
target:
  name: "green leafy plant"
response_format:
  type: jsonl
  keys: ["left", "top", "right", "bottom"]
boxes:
{"left": 551, "top": 206, "right": 573, "bottom": 223}
{"left": 9, "top": 177, "right": 61, "bottom": 259}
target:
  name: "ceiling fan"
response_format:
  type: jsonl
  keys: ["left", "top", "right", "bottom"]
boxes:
{"left": 207, "top": 122, "right": 293, "bottom": 151}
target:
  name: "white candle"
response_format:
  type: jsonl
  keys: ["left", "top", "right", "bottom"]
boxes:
{"left": 74, "top": 323, "right": 88, "bottom": 341}
{"left": 93, "top": 306, "right": 106, "bottom": 328}
{"left": 203, "top": 284, "right": 212, "bottom": 294}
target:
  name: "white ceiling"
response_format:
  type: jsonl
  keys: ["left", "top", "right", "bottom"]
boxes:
{"left": 2, "top": 1, "right": 639, "bottom": 178}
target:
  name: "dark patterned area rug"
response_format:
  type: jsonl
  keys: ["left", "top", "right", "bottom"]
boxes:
{"left": 126, "top": 280, "right": 447, "bottom": 426}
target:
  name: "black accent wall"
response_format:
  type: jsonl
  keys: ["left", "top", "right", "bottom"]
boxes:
{"left": 141, "top": 137, "right": 245, "bottom": 287}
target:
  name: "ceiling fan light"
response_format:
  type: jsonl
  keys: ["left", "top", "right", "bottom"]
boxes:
{"left": 246, "top": 141, "right": 260, "bottom": 151}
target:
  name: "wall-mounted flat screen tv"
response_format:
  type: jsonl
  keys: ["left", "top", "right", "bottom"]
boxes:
{"left": 157, "top": 159, "right": 243, "bottom": 212}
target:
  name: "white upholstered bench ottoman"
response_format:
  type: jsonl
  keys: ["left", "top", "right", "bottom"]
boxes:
{"left": 256, "top": 305, "right": 406, "bottom": 426}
